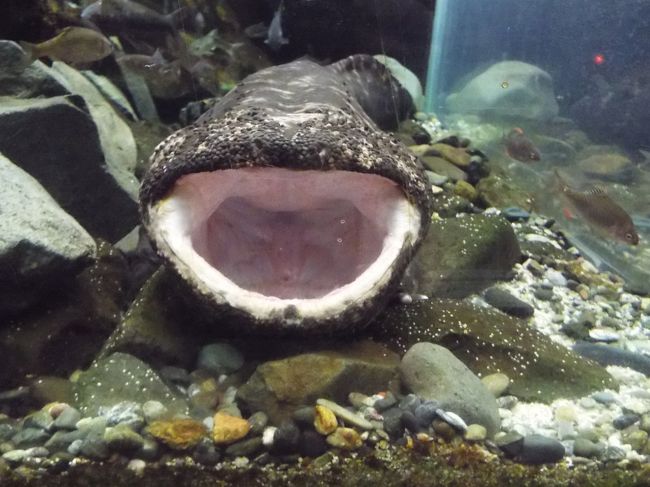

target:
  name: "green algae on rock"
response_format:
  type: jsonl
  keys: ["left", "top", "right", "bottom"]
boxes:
{"left": 405, "top": 214, "right": 521, "bottom": 299}
{"left": 236, "top": 341, "right": 399, "bottom": 423}
{"left": 371, "top": 299, "right": 615, "bottom": 402}
{"left": 100, "top": 268, "right": 207, "bottom": 369}
{"left": 477, "top": 173, "right": 534, "bottom": 211}
{"left": 73, "top": 352, "right": 188, "bottom": 418}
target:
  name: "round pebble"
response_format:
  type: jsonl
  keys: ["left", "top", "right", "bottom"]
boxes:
{"left": 142, "top": 401, "right": 168, "bottom": 424}
{"left": 314, "top": 405, "right": 338, "bottom": 435}
{"left": 197, "top": 343, "right": 244, "bottom": 376}
{"left": 326, "top": 427, "right": 362, "bottom": 451}
{"left": 573, "top": 437, "right": 603, "bottom": 458}
{"left": 592, "top": 391, "right": 616, "bottom": 405}
{"left": 272, "top": 421, "right": 300, "bottom": 454}
{"left": 481, "top": 373, "right": 510, "bottom": 397}
{"left": 484, "top": 288, "right": 534, "bottom": 318}
{"left": 127, "top": 458, "right": 146, "bottom": 476}
{"left": 518, "top": 434, "right": 565, "bottom": 465}
{"left": 464, "top": 424, "right": 487, "bottom": 441}
{"left": 613, "top": 413, "right": 640, "bottom": 430}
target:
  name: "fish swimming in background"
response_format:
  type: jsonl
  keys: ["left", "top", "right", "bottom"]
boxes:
{"left": 503, "top": 128, "right": 541, "bottom": 162}
{"left": 19, "top": 27, "right": 113, "bottom": 65}
{"left": 554, "top": 170, "right": 639, "bottom": 245}
{"left": 140, "top": 55, "right": 427, "bottom": 334}
{"left": 265, "top": 3, "right": 289, "bottom": 52}
{"left": 115, "top": 50, "right": 192, "bottom": 99}
{"left": 81, "top": 0, "right": 201, "bottom": 35}
{"left": 244, "top": 3, "right": 289, "bottom": 52}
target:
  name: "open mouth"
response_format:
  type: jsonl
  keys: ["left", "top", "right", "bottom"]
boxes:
{"left": 148, "top": 167, "right": 421, "bottom": 323}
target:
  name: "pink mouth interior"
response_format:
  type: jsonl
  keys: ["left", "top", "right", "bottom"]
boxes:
{"left": 172, "top": 168, "right": 405, "bottom": 299}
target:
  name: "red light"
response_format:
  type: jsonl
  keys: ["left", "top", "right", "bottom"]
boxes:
{"left": 593, "top": 53, "right": 605, "bottom": 65}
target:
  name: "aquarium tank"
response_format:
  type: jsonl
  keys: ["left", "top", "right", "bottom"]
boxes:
{"left": 0, "top": 0, "right": 649, "bottom": 485}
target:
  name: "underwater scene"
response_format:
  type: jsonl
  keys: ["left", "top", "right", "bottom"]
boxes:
{"left": 1, "top": 0, "right": 650, "bottom": 485}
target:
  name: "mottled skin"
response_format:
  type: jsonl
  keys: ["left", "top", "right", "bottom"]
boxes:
{"left": 140, "top": 55, "right": 432, "bottom": 334}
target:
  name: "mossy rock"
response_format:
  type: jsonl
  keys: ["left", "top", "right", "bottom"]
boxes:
{"left": 477, "top": 173, "right": 534, "bottom": 211}
{"left": 237, "top": 341, "right": 399, "bottom": 423}
{"left": 406, "top": 214, "right": 521, "bottom": 298}
{"left": 100, "top": 268, "right": 207, "bottom": 369}
{"left": 370, "top": 299, "right": 616, "bottom": 402}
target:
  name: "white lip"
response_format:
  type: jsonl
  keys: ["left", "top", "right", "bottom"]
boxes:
{"left": 148, "top": 167, "right": 421, "bottom": 324}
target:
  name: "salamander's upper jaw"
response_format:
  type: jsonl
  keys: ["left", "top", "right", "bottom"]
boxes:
{"left": 146, "top": 167, "right": 422, "bottom": 331}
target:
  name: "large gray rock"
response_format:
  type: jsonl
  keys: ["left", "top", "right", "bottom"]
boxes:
{"left": 446, "top": 61, "right": 559, "bottom": 121}
{"left": 372, "top": 299, "right": 615, "bottom": 403}
{"left": 404, "top": 214, "right": 521, "bottom": 298}
{"left": 399, "top": 342, "right": 500, "bottom": 437}
{"left": 0, "top": 41, "right": 68, "bottom": 98}
{"left": 0, "top": 95, "right": 138, "bottom": 241}
{"left": 46, "top": 62, "right": 139, "bottom": 201}
{"left": 73, "top": 352, "right": 188, "bottom": 417}
{"left": 0, "top": 151, "right": 96, "bottom": 315}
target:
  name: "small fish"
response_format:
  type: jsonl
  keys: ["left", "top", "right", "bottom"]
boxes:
{"left": 554, "top": 170, "right": 639, "bottom": 245}
{"left": 503, "top": 127, "right": 541, "bottom": 162}
{"left": 19, "top": 27, "right": 113, "bottom": 65}
{"left": 265, "top": 5, "right": 289, "bottom": 52}
{"left": 116, "top": 50, "right": 192, "bottom": 99}
{"left": 81, "top": 0, "right": 200, "bottom": 35}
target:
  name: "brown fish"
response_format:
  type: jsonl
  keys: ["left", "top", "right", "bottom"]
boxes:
{"left": 504, "top": 127, "right": 541, "bottom": 162}
{"left": 19, "top": 27, "right": 113, "bottom": 65}
{"left": 555, "top": 170, "right": 639, "bottom": 245}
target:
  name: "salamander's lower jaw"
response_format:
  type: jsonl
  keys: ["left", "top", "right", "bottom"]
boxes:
{"left": 147, "top": 167, "right": 422, "bottom": 333}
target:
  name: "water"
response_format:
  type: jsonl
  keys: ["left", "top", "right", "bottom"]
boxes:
{"left": 1, "top": 0, "right": 650, "bottom": 484}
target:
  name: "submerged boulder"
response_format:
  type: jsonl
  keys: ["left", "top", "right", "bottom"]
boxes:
{"left": 73, "top": 352, "right": 188, "bottom": 418}
{"left": 0, "top": 95, "right": 138, "bottom": 241}
{"left": 446, "top": 61, "right": 559, "bottom": 121}
{"left": 236, "top": 341, "right": 399, "bottom": 424}
{"left": 371, "top": 299, "right": 615, "bottom": 402}
{"left": 405, "top": 214, "right": 521, "bottom": 298}
{"left": 400, "top": 342, "right": 500, "bottom": 437}
{"left": 0, "top": 151, "right": 96, "bottom": 316}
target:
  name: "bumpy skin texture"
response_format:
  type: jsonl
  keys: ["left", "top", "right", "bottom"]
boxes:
{"left": 140, "top": 54, "right": 432, "bottom": 335}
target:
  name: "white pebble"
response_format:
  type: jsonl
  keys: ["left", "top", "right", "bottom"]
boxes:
{"left": 262, "top": 426, "right": 277, "bottom": 447}
{"left": 127, "top": 459, "right": 146, "bottom": 476}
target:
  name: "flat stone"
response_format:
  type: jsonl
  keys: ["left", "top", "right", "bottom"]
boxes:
{"left": 147, "top": 418, "right": 206, "bottom": 451}
{"left": 399, "top": 342, "right": 500, "bottom": 437}
{"left": 104, "top": 424, "right": 145, "bottom": 453}
{"left": 53, "top": 406, "right": 82, "bottom": 431}
{"left": 225, "top": 437, "right": 263, "bottom": 457}
{"left": 484, "top": 287, "right": 534, "bottom": 319}
{"left": 73, "top": 352, "right": 188, "bottom": 418}
{"left": 573, "top": 437, "right": 603, "bottom": 458}
{"left": 518, "top": 434, "right": 565, "bottom": 465}
{"left": 316, "top": 399, "right": 373, "bottom": 430}
{"left": 212, "top": 411, "right": 250, "bottom": 445}
{"left": 237, "top": 341, "right": 398, "bottom": 424}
